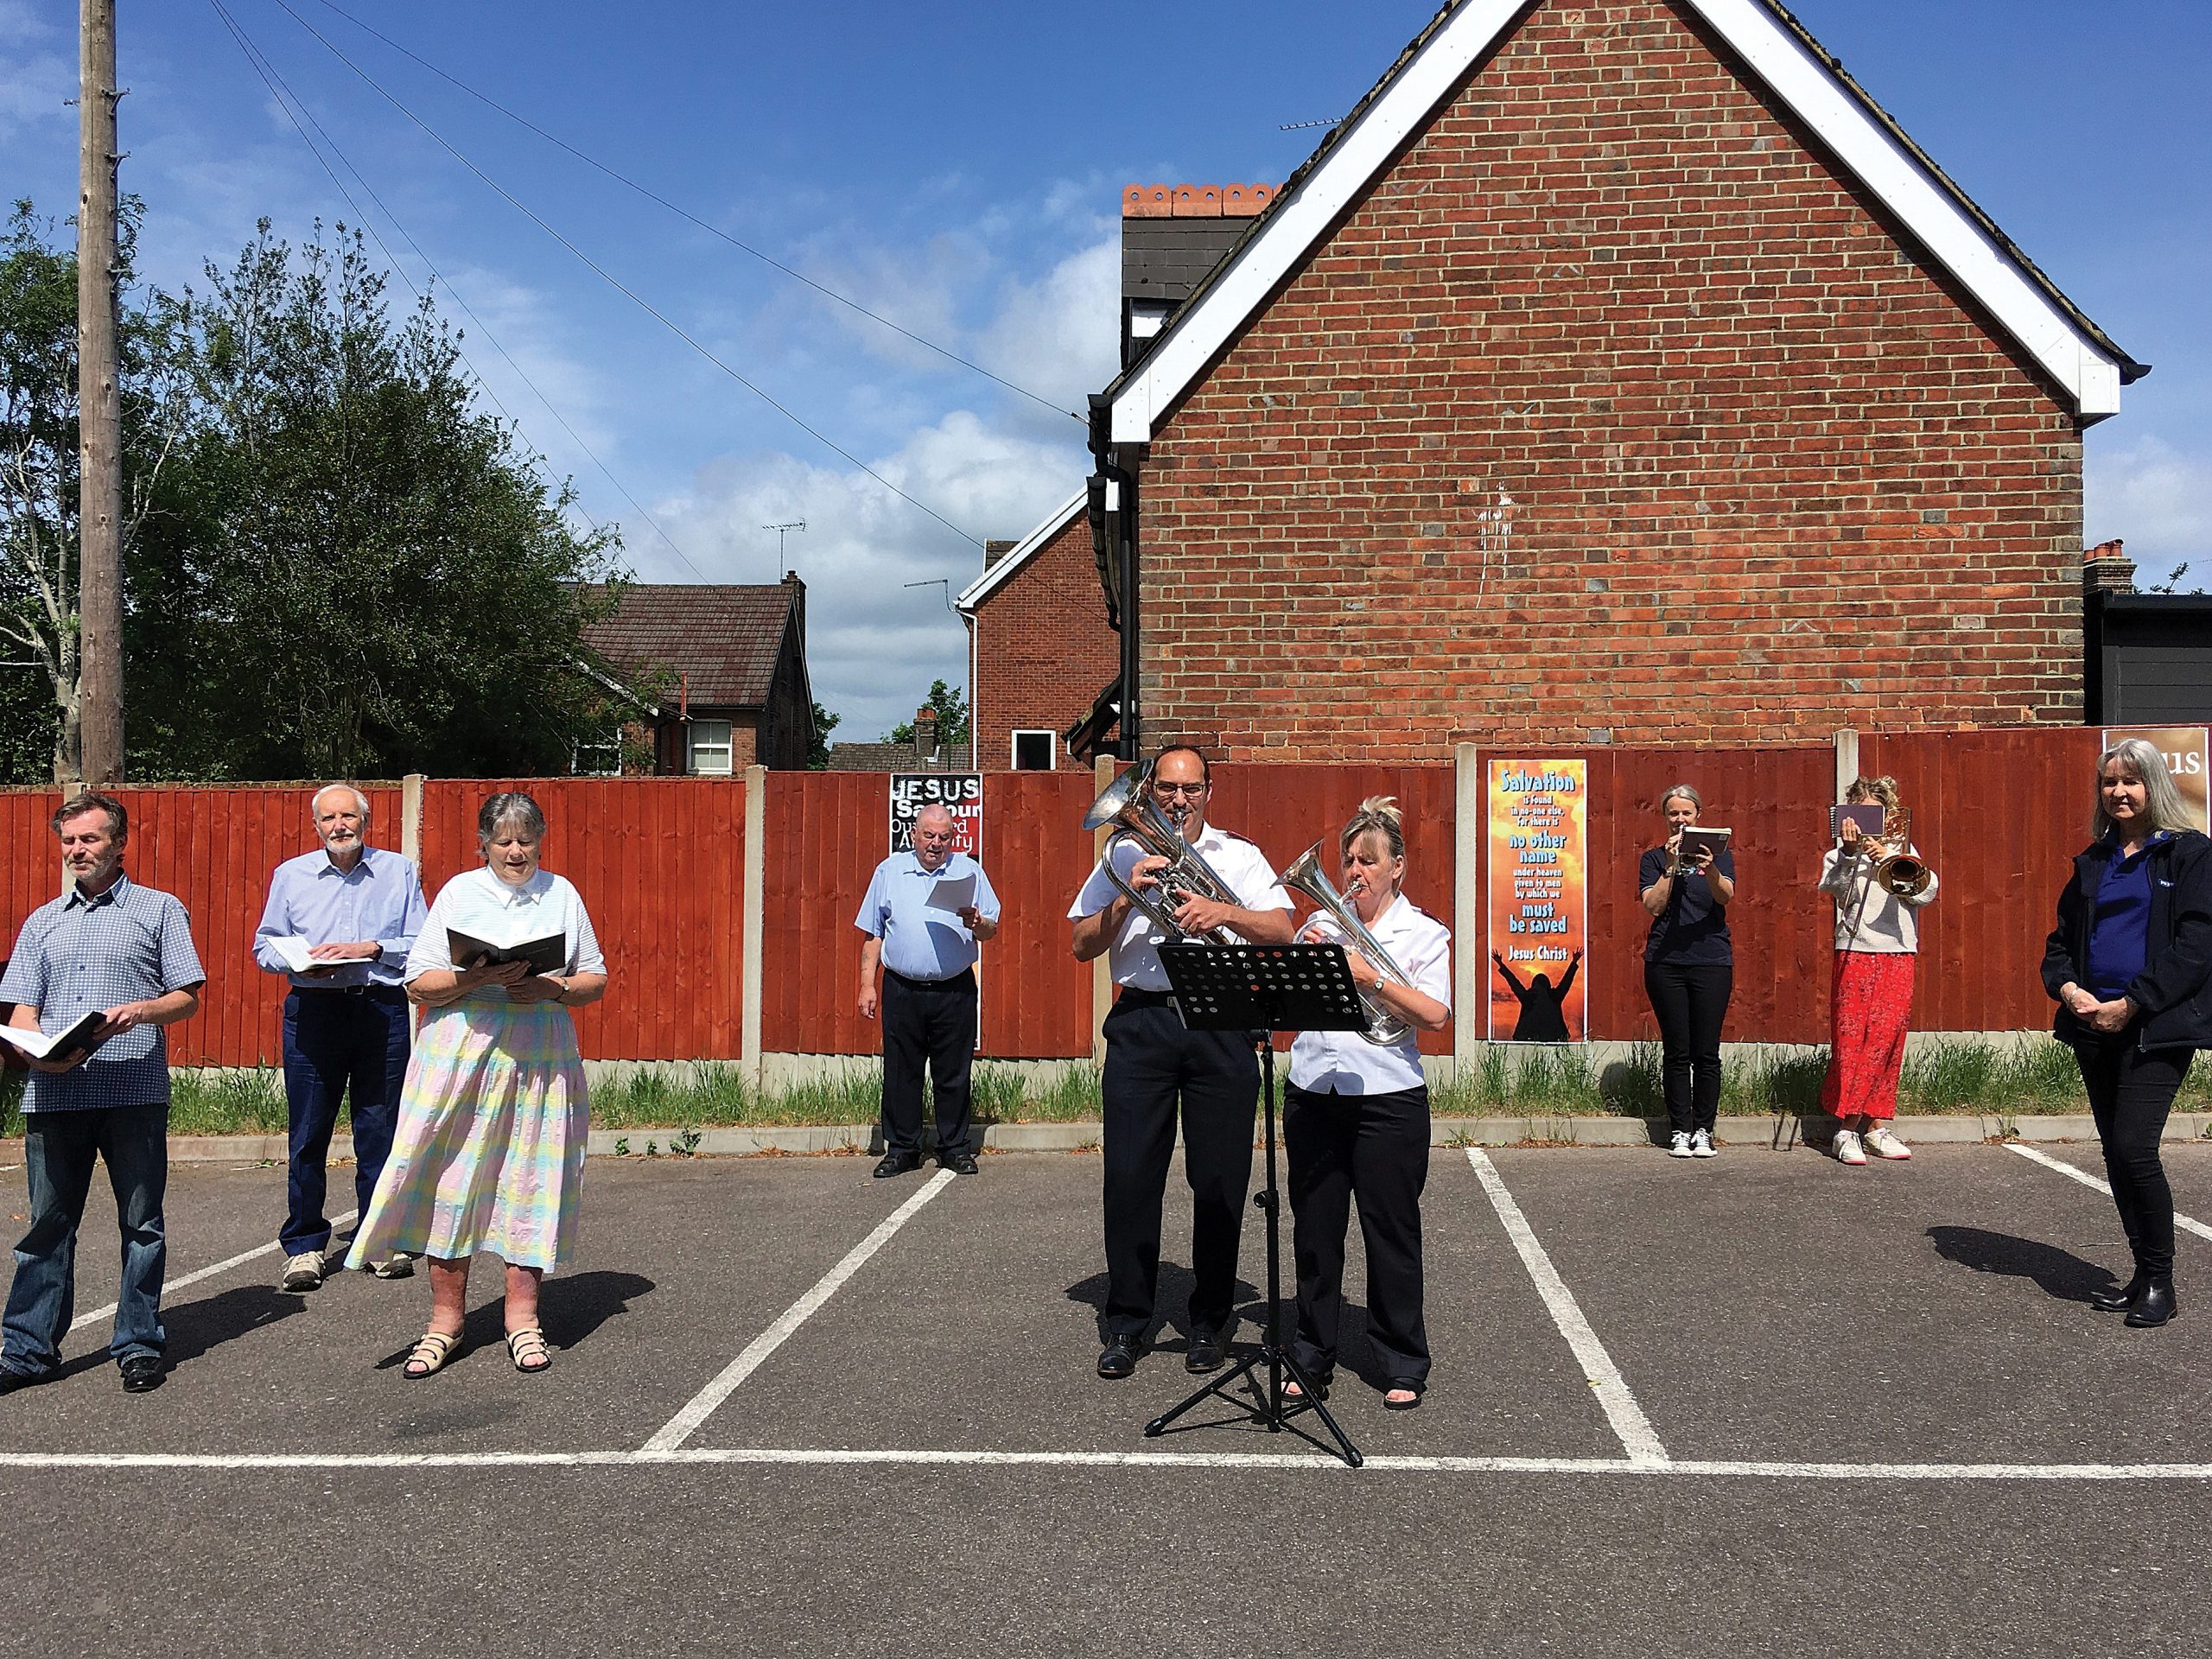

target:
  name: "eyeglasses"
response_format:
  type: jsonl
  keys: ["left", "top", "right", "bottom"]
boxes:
{"left": 1152, "top": 781, "right": 1208, "bottom": 797}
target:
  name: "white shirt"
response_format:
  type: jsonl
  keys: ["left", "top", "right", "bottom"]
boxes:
{"left": 1288, "top": 893, "right": 1452, "bottom": 1096}
{"left": 1068, "top": 823, "right": 1291, "bottom": 992}
{"left": 404, "top": 867, "right": 607, "bottom": 983}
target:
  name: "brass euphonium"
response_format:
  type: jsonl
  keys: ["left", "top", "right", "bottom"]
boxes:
{"left": 1278, "top": 840, "right": 1418, "bottom": 1046}
{"left": 1859, "top": 809, "right": 1934, "bottom": 899}
{"left": 1082, "top": 766, "right": 1249, "bottom": 944}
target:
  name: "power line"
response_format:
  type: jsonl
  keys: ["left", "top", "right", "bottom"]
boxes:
{"left": 264, "top": 0, "right": 988, "bottom": 550}
{"left": 308, "top": 0, "right": 1081, "bottom": 425}
{"left": 205, "top": 0, "right": 709, "bottom": 580}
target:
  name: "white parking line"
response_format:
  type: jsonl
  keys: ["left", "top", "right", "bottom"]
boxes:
{"left": 2004, "top": 1143, "right": 2212, "bottom": 1244}
{"left": 640, "top": 1168, "right": 957, "bottom": 1453}
{"left": 0, "top": 1446, "right": 2206, "bottom": 1481}
{"left": 1463, "top": 1147, "right": 1669, "bottom": 1466}
{"left": 68, "top": 1210, "right": 359, "bottom": 1334}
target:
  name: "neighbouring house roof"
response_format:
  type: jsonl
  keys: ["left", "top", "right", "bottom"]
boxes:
{"left": 824, "top": 741, "right": 976, "bottom": 772}
{"left": 580, "top": 582, "right": 806, "bottom": 710}
{"left": 954, "top": 492, "right": 1088, "bottom": 617}
{"left": 1105, "top": 0, "right": 2146, "bottom": 442}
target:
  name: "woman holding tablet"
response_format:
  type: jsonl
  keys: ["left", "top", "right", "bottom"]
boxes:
{"left": 1639, "top": 785, "right": 1736, "bottom": 1159}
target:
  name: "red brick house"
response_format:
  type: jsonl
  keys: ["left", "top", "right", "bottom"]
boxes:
{"left": 956, "top": 492, "right": 1120, "bottom": 770}
{"left": 1086, "top": 0, "right": 2147, "bottom": 762}
{"left": 579, "top": 577, "right": 814, "bottom": 773}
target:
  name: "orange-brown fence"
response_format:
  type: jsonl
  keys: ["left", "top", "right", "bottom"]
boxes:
{"left": 0, "top": 729, "right": 2111, "bottom": 1066}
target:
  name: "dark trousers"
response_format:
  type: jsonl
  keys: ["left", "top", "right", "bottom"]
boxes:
{"left": 280, "top": 988, "right": 410, "bottom": 1255}
{"left": 1100, "top": 995, "right": 1258, "bottom": 1339}
{"left": 1644, "top": 961, "right": 1732, "bottom": 1134}
{"left": 1284, "top": 1082, "right": 1432, "bottom": 1389}
{"left": 880, "top": 969, "right": 977, "bottom": 1159}
{"left": 2, "top": 1103, "right": 168, "bottom": 1375}
{"left": 2073, "top": 1038, "right": 2194, "bottom": 1279}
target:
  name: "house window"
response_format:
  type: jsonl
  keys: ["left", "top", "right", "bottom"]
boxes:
{"left": 1012, "top": 730, "right": 1056, "bottom": 772}
{"left": 573, "top": 728, "right": 624, "bottom": 777}
{"left": 689, "top": 719, "right": 734, "bottom": 775}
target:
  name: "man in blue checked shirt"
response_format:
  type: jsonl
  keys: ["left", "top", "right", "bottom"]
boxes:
{"left": 855, "top": 804, "right": 1001, "bottom": 1179}
{"left": 252, "top": 785, "right": 428, "bottom": 1293}
{"left": 0, "top": 793, "right": 205, "bottom": 1395}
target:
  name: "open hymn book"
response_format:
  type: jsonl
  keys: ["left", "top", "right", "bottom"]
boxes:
{"left": 266, "top": 936, "right": 378, "bottom": 976}
{"left": 0, "top": 1010, "right": 106, "bottom": 1063}
{"left": 448, "top": 926, "right": 568, "bottom": 976}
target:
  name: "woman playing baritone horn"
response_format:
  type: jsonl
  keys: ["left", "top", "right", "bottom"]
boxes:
{"left": 1281, "top": 798, "right": 1452, "bottom": 1412}
{"left": 1817, "top": 776, "right": 1937, "bottom": 1165}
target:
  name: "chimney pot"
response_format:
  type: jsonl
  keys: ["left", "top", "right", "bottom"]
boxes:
{"left": 2083, "top": 538, "right": 2136, "bottom": 597}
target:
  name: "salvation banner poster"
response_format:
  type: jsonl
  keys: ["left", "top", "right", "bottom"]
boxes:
{"left": 1486, "top": 759, "right": 1589, "bottom": 1043}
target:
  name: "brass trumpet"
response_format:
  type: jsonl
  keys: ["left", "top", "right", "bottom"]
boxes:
{"left": 1278, "top": 841, "right": 1418, "bottom": 1046}
{"left": 1082, "top": 765, "right": 1249, "bottom": 944}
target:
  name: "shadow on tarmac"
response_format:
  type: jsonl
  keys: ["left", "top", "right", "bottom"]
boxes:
{"left": 365, "top": 1268, "right": 657, "bottom": 1370}
{"left": 164, "top": 1284, "right": 306, "bottom": 1369}
{"left": 1927, "top": 1224, "right": 2120, "bottom": 1305}
{"left": 1065, "top": 1265, "right": 1260, "bottom": 1354}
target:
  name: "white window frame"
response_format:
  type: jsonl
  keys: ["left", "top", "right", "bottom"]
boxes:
{"left": 688, "top": 719, "right": 735, "bottom": 776}
{"left": 572, "top": 726, "right": 625, "bottom": 778}
{"left": 1011, "top": 729, "right": 1057, "bottom": 772}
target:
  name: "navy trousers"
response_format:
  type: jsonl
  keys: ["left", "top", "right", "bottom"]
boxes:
{"left": 280, "top": 988, "right": 410, "bottom": 1255}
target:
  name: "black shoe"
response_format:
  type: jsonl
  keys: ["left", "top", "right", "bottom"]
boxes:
{"left": 0, "top": 1365, "right": 42, "bottom": 1395}
{"left": 1096, "top": 1334, "right": 1144, "bottom": 1379}
{"left": 2125, "top": 1277, "right": 2177, "bottom": 1329}
{"left": 939, "top": 1150, "right": 980, "bottom": 1176}
{"left": 873, "top": 1151, "right": 922, "bottom": 1179}
{"left": 118, "top": 1354, "right": 166, "bottom": 1393}
{"left": 2091, "top": 1271, "right": 2148, "bottom": 1313}
{"left": 1185, "top": 1332, "right": 1227, "bottom": 1374}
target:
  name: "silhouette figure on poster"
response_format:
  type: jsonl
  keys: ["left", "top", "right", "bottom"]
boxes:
{"left": 1492, "top": 950, "right": 1582, "bottom": 1042}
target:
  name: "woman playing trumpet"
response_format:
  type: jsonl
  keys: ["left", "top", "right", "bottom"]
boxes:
{"left": 1282, "top": 798, "right": 1452, "bottom": 1411}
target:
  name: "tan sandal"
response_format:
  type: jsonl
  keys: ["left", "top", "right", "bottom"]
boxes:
{"left": 403, "top": 1330, "right": 461, "bottom": 1380}
{"left": 505, "top": 1326, "right": 550, "bottom": 1374}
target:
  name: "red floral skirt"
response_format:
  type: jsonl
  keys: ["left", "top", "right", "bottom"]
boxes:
{"left": 1819, "top": 950, "right": 1916, "bottom": 1122}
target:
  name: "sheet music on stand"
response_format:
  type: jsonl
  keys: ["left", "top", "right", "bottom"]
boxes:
{"left": 1158, "top": 943, "right": 1369, "bottom": 1035}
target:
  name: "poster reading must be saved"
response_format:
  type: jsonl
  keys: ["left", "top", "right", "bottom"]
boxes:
{"left": 1486, "top": 759, "right": 1589, "bottom": 1043}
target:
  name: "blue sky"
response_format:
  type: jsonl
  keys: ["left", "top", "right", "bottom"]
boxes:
{"left": 3, "top": 0, "right": 2206, "bottom": 741}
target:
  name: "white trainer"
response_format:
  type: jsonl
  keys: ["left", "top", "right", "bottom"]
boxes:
{"left": 279, "top": 1249, "right": 326, "bottom": 1292}
{"left": 1667, "top": 1131, "right": 1694, "bottom": 1159}
{"left": 1865, "top": 1125, "right": 1912, "bottom": 1160}
{"left": 1833, "top": 1130, "right": 1866, "bottom": 1166}
{"left": 1690, "top": 1128, "right": 1717, "bottom": 1159}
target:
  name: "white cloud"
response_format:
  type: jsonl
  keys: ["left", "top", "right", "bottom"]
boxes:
{"left": 2086, "top": 433, "right": 2212, "bottom": 590}
{"left": 975, "top": 236, "right": 1120, "bottom": 437}
{"left": 0, "top": 2, "right": 70, "bottom": 143}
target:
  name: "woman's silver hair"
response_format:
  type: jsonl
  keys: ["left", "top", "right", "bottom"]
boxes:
{"left": 2094, "top": 739, "right": 2196, "bottom": 840}
{"left": 1660, "top": 782, "right": 1701, "bottom": 814}
{"left": 477, "top": 791, "right": 547, "bottom": 847}
{"left": 1340, "top": 795, "right": 1406, "bottom": 862}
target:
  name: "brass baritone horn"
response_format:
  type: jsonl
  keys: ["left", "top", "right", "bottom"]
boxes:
{"left": 1277, "top": 840, "right": 1419, "bottom": 1046}
{"left": 1859, "top": 809, "right": 1934, "bottom": 899}
{"left": 1082, "top": 765, "right": 1250, "bottom": 945}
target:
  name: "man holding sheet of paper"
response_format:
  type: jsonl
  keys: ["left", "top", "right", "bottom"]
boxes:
{"left": 252, "top": 785, "right": 428, "bottom": 1292}
{"left": 855, "top": 803, "right": 1001, "bottom": 1178}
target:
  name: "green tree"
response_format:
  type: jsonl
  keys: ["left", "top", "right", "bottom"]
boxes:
{"left": 807, "top": 699, "right": 840, "bottom": 768}
{"left": 887, "top": 678, "right": 969, "bottom": 747}
{"left": 160, "top": 221, "right": 629, "bottom": 778}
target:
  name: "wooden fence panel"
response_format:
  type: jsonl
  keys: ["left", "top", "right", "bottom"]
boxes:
{"left": 980, "top": 771, "right": 1097, "bottom": 1058}
{"left": 761, "top": 772, "right": 889, "bottom": 1055}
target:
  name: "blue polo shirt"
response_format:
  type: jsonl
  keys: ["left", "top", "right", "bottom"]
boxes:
{"left": 855, "top": 851, "right": 1001, "bottom": 982}
{"left": 0, "top": 873, "right": 206, "bottom": 1112}
{"left": 2086, "top": 834, "right": 2169, "bottom": 1001}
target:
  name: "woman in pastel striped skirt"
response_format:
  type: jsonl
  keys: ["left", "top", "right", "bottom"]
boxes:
{"left": 349, "top": 792, "right": 607, "bottom": 1378}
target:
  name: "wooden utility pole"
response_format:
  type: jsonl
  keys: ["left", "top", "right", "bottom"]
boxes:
{"left": 77, "top": 0, "right": 124, "bottom": 785}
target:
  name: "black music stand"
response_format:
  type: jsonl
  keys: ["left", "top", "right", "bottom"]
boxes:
{"left": 1147, "top": 942, "right": 1368, "bottom": 1468}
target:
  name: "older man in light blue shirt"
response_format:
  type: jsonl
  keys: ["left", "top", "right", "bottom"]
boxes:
{"left": 855, "top": 804, "right": 1001, "bottom": 1178}
{"left": 252, "top": 785, "right": 428, "bottom": 1290}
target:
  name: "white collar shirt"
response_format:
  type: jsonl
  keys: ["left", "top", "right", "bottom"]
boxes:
{"left": 1067, "top": 822, "right": 1290, "bottom": 992}
{"left": 1287, "top": 893, "right": 1452, "bottom": 1096}
{"left": 404, "top": 866, "right": 607, "bottom": 983}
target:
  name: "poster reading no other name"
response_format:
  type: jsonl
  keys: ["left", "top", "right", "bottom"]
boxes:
{"left": 1487, "top": 760, "right": 1590, "bottom": 1044}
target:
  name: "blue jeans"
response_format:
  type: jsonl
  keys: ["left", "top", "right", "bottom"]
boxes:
{"left": 280, "top": 988, "right": 410, "bottom": 1254}
{"left": 2, "top": 1102, "right": 169, "bottom": 1375}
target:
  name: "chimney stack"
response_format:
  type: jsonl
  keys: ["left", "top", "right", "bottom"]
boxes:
{"left": 2083, "top": 538, "right": 2135, "bottom": 596}
{"left": 913, "top": 705, "right": 939, "bottom": 763}
{"left": 984, "top": 538, "right": 1018, "bottom": 569}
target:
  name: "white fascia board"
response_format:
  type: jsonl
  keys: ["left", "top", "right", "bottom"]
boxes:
{"left": 1690, "top": 0, "right": 2122, "bottom": 418}
{"left": 1110, "top": 0, "right": 1531, "bottom": 445}
{"left": 1110, "top": 0, "right": 2124, "bottom": 442}
{"left": 953, "top": 489, "right": 1088, "bottom": 617}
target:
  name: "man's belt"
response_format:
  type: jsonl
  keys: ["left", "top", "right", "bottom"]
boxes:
{"left": 885, "top": 967, "right": 976, "bottom": 990}
{"left": 293, "top": 982, "right": 405, "bottom": 999}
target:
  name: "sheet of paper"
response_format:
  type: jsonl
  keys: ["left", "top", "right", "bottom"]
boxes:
{"left": 268, "top": 935, "right": 376, "bottom": 975}
{"left": 926, "top": 871, "right": 978, "bottom": 914}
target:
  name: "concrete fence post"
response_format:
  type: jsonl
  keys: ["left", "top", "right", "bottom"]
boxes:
{"left": 1092, "top": 753, "right": 1116, "bottom": 1066}
{"left": 742, "top": 766, "right": 767, "bottom": 1092}
{"left": 400, "top": 772, "right": 424, "bottom": 865}
{"left": 1453, "top": 742, "right": 1481, "bottom": 1077}
{"left": 1833, "top": 728, "right": 1860, "bottom": 799}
